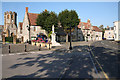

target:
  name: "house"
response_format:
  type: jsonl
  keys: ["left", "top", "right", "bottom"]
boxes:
{"left": 104, "top": 26, "right": 114, "bottom": 40}
{"left": 77, "top": 19, "right": 102, "bottom": 41}
{"left": 17, "top": 7, "right": 48, "bottom": 43}
{"left": 114, "top": 21, "right": 120, "bottom": 41}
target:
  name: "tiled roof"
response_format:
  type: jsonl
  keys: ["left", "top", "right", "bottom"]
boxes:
{"left": 0, "top": 25, "right": 4, "bottom": 27}
{"left": 78, "top": 22, "right": 91, "bottom": 30}
{"left": 19, "top": 22, "right": 23, "bottom": 30}
{"left": 28, "top": 13, "right": 39, "bottom": 26}
{"left": 93, "top": 26, "right": 102, "bottom": 32}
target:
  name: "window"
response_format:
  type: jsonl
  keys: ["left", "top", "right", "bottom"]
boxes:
{"left": 87, "top": 34, "right": 90, "bottom": 36}
{"left": 7, "top": 15, "right": 9, "bottom": 19}
{"left": 34, "top": 27, "right": 36, "bottom": 31}
{"left": 109, "top": 32, "right": 110, "bottom": 34}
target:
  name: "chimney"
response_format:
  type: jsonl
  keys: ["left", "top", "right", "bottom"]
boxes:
{"left": 107, "top": 26, "right": 109, "bottom": 30}
{"left": 79, "top": 18, "right": 81, "bottom": 22}
{"left": 26, "top": 7, "right": 28, "bottom": 13}
{"left": 45, "top": 9, "right": 47, "bottom": 12}
{"left": 87, "top": 19, "right": 90, "bottom": 23}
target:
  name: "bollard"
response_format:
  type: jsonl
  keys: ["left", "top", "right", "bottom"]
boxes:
{"left": 39, "top": 44, "right": 41, "bottom": 51}
{"left": 35, "top": 42, "right": 36, "bottom": 46}
{"left": 25, "top": 44, "right": 27, "bottom": 52}
{"left": 9, "top": 45, "right": 10, "bottom": 53}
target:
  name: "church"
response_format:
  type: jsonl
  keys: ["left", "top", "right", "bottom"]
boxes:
{"left": 3, "top": 11, "right": 17, "bottom": 37}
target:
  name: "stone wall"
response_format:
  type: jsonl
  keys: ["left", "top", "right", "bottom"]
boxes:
{"left": 10, "top": 44, "right": 25, "bottom": 53}
{"left": 2, "top": 44, "right": 9, "bottom": 54}
{"left": 26, "top": 44, "right": 39, "bottom": 52}
{"left": 2, "top": 44, "right": 40, "bottom": 54}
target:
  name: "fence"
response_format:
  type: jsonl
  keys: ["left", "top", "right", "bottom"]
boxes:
{"left": 2, "top": 43, "right": 51, "bottom": 54}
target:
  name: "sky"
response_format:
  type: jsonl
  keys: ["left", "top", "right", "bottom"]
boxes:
{"left": 1, "top": 2, "right": 118, "bottom": 27}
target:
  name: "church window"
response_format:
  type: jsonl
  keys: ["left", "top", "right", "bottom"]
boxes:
{"left": 7, "top": 15, "right": 9, "bottom": 19}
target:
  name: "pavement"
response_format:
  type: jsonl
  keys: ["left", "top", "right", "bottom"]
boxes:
{"left": 1, "top": 41, "right": 119, "bottom": 79}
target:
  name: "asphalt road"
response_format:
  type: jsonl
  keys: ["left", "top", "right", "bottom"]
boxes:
{"left": 90, "top": 40, "right": 119, "bottom": 79}
{"left": 2, "top": 41, "right": 119, "bottom": 79}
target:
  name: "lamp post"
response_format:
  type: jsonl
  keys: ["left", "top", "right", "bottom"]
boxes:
{"left": 69, "top": 25, "right": 72, "bottom": 50}
{"left": 27, "top": 25, "right": 31, "bottom": 44}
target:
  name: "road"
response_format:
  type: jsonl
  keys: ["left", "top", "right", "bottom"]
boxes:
{"left": 1, "top": 41, "right": 119, "bottom": 79}
{"left": 90, "top": 40, "right": 119, "bottom": 79}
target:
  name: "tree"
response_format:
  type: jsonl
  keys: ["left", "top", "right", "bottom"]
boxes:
{"left": 36, "top": 10, "right": 58, "bottom": 34}
{"left": 58, "top": 9, "right": 79, "bottom": 42}
{"left": 99, "top": 25, "right": 105, "bottom": 38}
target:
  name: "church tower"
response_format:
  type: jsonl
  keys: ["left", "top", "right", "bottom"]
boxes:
{"left": 4, "top": 11, "right": 17, "bottom": 37}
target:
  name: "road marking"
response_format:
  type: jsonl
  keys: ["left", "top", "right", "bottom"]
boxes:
{"left": 9, "top": 54, "right": 14, "bottom": 55}
{"left": 16, "top": 53, "right": 23, "bottom": 54}
{"left": 88, "top": 48, "right": 99, "bottom": 78}
{"left": 89, "top": 44, "right": 109, "bottom": 80}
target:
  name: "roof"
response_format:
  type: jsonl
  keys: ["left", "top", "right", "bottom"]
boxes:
{"left": 19, "top": 22, "right": 23, "bottom": 30}
{"left": 78, "top": 22, "right": 91, "bottom": 30}
{"left": 0, "top": 25, "right": 4, "bottom": 27}
{"left": 0, "top": 25, "right": 4, "bottom": 30}
{"left": 105, "top": 27, "right": 114, "bottom": 30}
{"left": 93, "top": 26, "right": 102, "bottom": 32}
{"left": 28, "top": 13, "right": 39, "bottom": 26}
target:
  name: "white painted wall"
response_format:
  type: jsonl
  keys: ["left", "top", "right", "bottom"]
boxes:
{"left": 114, "top": 21, "right": 120, "bottom": 41}
{"left": 104, "top": 30, "right": 114, "bottom": 40}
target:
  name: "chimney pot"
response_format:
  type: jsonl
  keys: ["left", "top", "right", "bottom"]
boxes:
{"left": 26, "top": 7, "right": 28, "bottom": 13}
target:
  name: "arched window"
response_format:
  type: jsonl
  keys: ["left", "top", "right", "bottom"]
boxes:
{"left": 7, "top": 15, "right": 9, "bottom": 19}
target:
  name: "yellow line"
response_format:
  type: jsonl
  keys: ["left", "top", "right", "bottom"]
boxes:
{"left": 89, "top": 44, "right": 109, "bottom": 80}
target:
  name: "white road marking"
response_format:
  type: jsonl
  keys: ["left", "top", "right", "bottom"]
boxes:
{"left": 9, "top": 54, "right": 14, "bottom": 55}
{"left": 16, "top": 53, "right": 23, "bottom": 54}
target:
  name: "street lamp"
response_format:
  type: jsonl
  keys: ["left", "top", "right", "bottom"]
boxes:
{"left": 69, "top": 25, "right": 72, "bottom": 50}
{"left": 27, "top": 25, "right": 31, "bottom": 44}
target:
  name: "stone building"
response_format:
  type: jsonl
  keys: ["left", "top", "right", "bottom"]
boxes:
{"left": 3, "top": 11, "right": 17, "bottom": 37}
{"left": 77, "top": 19, "right": 102, "bottom": 41}
{"left": 17, "top": 7, "right": 48, "bottom": 43}
{"left": 0, "top": 25, "right": 4, "bottom": 42}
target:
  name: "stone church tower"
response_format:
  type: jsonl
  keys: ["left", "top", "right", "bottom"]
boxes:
{"left": 4, "top": 11, "right": 17, "bottom": 37}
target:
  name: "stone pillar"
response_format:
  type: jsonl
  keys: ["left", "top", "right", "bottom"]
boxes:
{"left": 2, "top": 35, "right": 5, "bottom": 44}
{"left": 13, "top": 35, "right": 16, "bottom": 44}
{"left": 51, "top": 25, "right": 56, "bottom": 43}
{"left": 66, "top": 34, "right": 68, "bottom": 42}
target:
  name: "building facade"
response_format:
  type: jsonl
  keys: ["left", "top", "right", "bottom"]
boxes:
{"left": 77, "top": 19, "right": 102, "bottom": 41}
{"left": 3, "top": 11, "right": 17, "bottom": 37}
{"left": 104, "top": 26, "right": 114, "bottom": 40}
{"left": 17, "top": 7, "right": 48, "bottom": 42}
{"left": 114, "top": 21, "right": 120, "bottom": 41}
